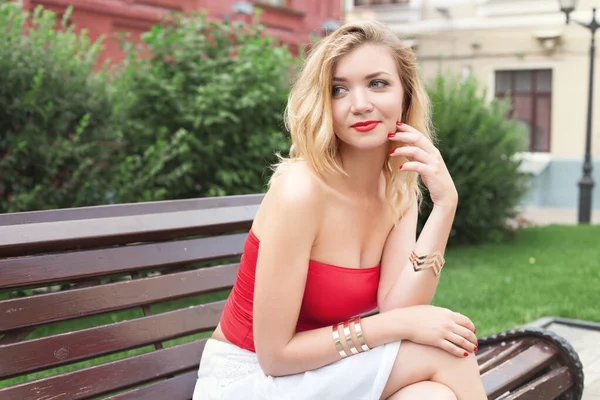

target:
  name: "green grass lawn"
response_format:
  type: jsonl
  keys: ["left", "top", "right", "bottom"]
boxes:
{"left": 1, "top": 224, "right": 599, "bottom": 390}
{"left": 434, "top": 224, "right": 600, "bottom": 336}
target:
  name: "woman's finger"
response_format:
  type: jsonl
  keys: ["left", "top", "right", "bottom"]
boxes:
{"left": 398, "top": 161, "right": 433, "bottom": 175}
{"left": 388, "top": 130, "right": 439, "bottom": 156}
{"left": 390, "top": 146, "right": 434, "bottom": 165}
{"left": 453, "top": 312, "right": 476, "bottom": 334}
{"left": 439, "top": 339, "right": 471, "bottom": 358}
{"left": 446, "top": 332, "right": 477, "bottom": 353}
{"left": 451, "top": 325, "right": 478, "bottom": 348}
{"left": 395, "top": 122, "right": 420, "bottom": 134}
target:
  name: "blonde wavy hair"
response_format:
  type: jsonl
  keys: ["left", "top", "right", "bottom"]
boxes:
{"left": 271, "top": 20, "right": 433, "bottom": 220}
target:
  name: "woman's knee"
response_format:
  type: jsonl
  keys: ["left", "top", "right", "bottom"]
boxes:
{"left": 401, "top": 340, "right": 478, "bottom": 376}
{"left": 381, "top": 340, "right": 477, "bottom": 399}
{"left": 387, "top": 381, "right": 457, "bottom": 400}
{"left": 383, "top": 340, "right": 476, "bottom": 399}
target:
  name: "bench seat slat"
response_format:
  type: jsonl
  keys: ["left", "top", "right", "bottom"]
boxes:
{"left": 0, "top": 205, "right": 258, "bottom": 257}
{"left": 476, "top": 341, "right": 516, "bottom": 364}
{"left": 0, "top": 301, "right": 224, "bottom": 379}
{"left": 479, "top": 340, "right": 530, "bottom": 374}
{"left": 482, "top": 342, "right": 558, "bottom": 398}
{"left": 0, "top": 194, "right": 264, "bottom": 226}
{"left": 0, "top": 265, "right": 236, "bottom": 332}
{"left": 104, "top": 371, "right": 197, "bottom": 400}
{"left": 0, "top": 233, "right": 245, "bottom": 290}
{"left": 0, "top": 340, "right": 205, "bottom": 400}
{"left": 502, "top": 366, "right": 573, "bottom": 400}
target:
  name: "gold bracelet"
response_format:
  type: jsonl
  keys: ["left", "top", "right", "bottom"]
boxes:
{"left": 350, "top": 316, "right": 371, "bottom": 352}
{"left": 332, "top": 323, "right": 349, "bottom": 358}
{"left": 343, "top": 320, "right": 359, "bottom": 355}
{"left": 410, "top": 250, "right": 445, "bottom": 276}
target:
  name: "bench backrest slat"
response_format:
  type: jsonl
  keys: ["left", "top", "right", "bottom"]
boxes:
{"left": 0, "top": 340, "right": 205, "bottom": 400}
{"left": 104, "top": 370, "right": 198, "bottom": 400}
{"left": 0, "top": 194, "right": 264, "bottom": 226}
{"left": 0, "top": 205, "right": 258, "bottom": 257}
{"left": 0, "top": 301, "right": 224, "bottom": 379}
{"left": 0, "top": 264, "right": 237, "bottom": 332}
{"left": 0, "top": 234, "right": 245, "bottom": 290}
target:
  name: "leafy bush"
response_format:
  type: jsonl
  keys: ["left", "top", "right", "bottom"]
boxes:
{"left": 0, "top": 3, "right": 119, "bottom": 213}
{"left": 421, "top": 74, "right": 530, "bottom": 245}
{"left": 1, "top": 4, "right": 295, "bottom": 211}
{"left": 109, "top": 12, "right": 295, "bottom": 203}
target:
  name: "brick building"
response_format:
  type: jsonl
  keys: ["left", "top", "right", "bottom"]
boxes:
{"left": 21, "top": 0, "right": 343, "bottom": 64}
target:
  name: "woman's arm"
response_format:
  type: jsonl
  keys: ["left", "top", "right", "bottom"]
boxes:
{"left": 378, "top": 201, "right": 456, "bottom": 312}
{"left": 379, "top": 123, "right": 459, "bottom": 312}
{"left": 252, "top": 167, "right": 408, "bottom": 377}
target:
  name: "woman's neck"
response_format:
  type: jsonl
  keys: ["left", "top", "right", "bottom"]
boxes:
{"left": 335, "top": 144, "right": 388, "bottom": 199}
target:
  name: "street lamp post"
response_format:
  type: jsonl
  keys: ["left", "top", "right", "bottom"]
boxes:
{"left": 558, "top": 0, "right": 597, "bottom": 223}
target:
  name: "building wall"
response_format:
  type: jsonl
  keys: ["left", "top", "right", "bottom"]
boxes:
{"left": 346, "top": 0, "right": 600, "bottom": 210}
{"left": 21, "top": 0, "right": 342, "bottom": 65}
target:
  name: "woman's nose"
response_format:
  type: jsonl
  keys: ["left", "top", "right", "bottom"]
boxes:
{"left": 350, "top": 90, "right": 374, "bottom": 114}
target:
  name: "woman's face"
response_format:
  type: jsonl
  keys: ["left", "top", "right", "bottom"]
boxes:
{"left": 331, "top": 44, "right": 404, "bottom": 151}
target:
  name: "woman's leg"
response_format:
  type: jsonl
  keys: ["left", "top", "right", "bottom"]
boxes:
{"left": 380, "top": 341, "right": 486, "bottom": 400}
{"left": 386, "top": 381, "right": 457, "bottom": 400}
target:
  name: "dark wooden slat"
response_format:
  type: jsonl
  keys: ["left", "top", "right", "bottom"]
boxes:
{"left": 104, "top": 371, "right": 197, "bottom": 400}
{"left": 0, "top": 301, "right": 224, "bottom": 379}
{"left": 0, "top": 264, "right": 237, "bottom": 332}
{"left": 479, "top": 341, "right": 529, "bottom": 374}
{"left": 0, "top": 205, "right": 258, "bottom": 257}
{"left": 502, "top": 366, "right": 572, "bottom": 400}
{"left": 0, "top": 328, "right": 34, "bottom": 345}
{"left": 0, "top": 194, "right": 264, "bottom": 226}
{"left": 476, "top": 345, "right": 504, "bottom": 364}
{"left": 0, "top": 233, "right": 245, "bottom": 290}
{"left": 482, "top": 343, "right": 559, "bottom": 399}
{"left": 0, "top": 340, "right": 205, "bottom": 400}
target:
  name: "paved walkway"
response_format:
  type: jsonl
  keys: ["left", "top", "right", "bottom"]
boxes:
{"left": 518, "top": 206, "right": 600, "bottom": 225}
{"left": 525, "top": 318, "right": 600, "bottom": 400}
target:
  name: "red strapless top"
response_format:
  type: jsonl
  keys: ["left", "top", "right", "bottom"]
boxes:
{"left": 219, "top": 230, "right": 380, "bottom": 353}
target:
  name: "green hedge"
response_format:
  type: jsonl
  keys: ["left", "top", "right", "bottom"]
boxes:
{"left": 420, "top": 74, "right": 529, "bottom": 245}
{"left": 0, "top": 4, "right": 294, "bottom": 212}
{"left": 0, "top": 4, "right": 119, "bottom": 212}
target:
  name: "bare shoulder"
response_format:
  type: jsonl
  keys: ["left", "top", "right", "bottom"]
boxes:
{"left": 253, "top": 161, "right": 325, "bottom": 235}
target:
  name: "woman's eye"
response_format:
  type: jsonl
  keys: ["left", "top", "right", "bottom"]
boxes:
{"left": 332, "top": 86, "right": 346, "bottom": 96}
{"left": 371, "top": 79, "right": 388, "bottom": 88}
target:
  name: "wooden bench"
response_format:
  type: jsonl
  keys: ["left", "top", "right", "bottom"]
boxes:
{"left": 0, "top": 195, "right": 584, "bottom": 400}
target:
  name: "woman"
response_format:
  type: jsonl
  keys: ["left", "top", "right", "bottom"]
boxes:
{"left": 193, "top": 20, "right": 487, "bottom": 400}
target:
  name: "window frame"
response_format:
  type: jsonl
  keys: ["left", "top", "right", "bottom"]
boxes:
{"left": 494, "top": 68, "right": 553, "bottom": 153}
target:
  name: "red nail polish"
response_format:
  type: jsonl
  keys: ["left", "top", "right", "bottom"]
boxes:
{"left": 464, "top": 352, "right": 469, "bottom": 357}
{"left": 399, "top": 165, "right": 403, "bottom": 170}
{"left": 389, "top": 149, "right": 395, "bottom": 155}
{"left": 387, "top": 133, "right": 395, "bottom": 138}
{"left": 396, "top": 121, "right": 403, "bottom": 126}
{"left": 474, "top": 346, "right": 478, "bottom": 352}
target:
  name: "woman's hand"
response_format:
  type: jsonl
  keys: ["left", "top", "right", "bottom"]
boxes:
{"left": 389, "top": 122, "right": 458, "bottom": 210}
{"left": 397, "top": 305, "right": 478, "bottom": 357}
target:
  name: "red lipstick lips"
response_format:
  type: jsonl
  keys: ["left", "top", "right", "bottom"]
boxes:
{"left": 351, "top": 120, "right": 380, "bottom": 132}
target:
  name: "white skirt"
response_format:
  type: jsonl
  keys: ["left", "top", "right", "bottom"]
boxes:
{"left": 192, "top": 338, "right": 401, "bottom": 400}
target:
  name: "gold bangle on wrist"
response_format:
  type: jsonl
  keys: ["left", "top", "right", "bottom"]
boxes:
{"left": 410, "top": 250, "right": 445, "bottom": 276}
{"left": 350, "top": 316, "right": 371, "bottom": 352}
{"left": 343, "top": 320, "right": 360, "bottom": 355}
{"left": 332, "top": 323, "right": 349, "bottom": 358}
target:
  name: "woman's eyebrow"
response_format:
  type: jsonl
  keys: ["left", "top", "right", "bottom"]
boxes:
{"left": 332, "top": 71, "right": 392, "bottom": 83}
